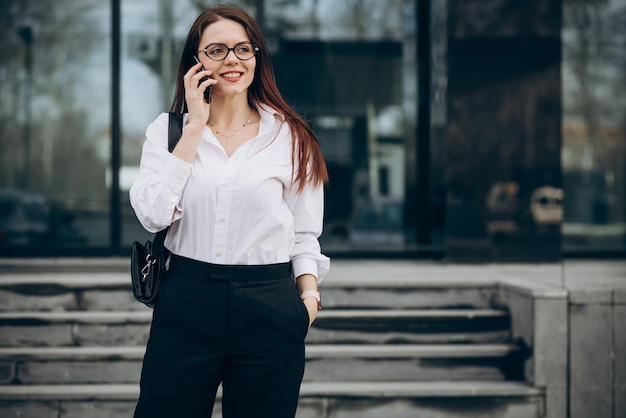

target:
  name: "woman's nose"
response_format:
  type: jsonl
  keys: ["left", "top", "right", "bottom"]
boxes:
{"left": 223, "top": 49, "right": 239, "bottom": 64}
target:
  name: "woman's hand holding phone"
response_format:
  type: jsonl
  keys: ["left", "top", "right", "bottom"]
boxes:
{"left": 193, "top": 56, "right": 213, "bottom": 104}
{"left": 183, "top": 60, "right": 215, "bottom": 128}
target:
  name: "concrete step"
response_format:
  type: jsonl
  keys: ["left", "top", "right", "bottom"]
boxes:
{"left": 0, "top": 381, "right": 545, "bottom": 418}
{"left": 0, "top": 309, "right": 511, "bottom": 347}
{"left": 0, "top": 272, "right": 498, "bottom": 312}
{"left": 0, "top": 343, "right": 524, "bottom": 384}
{"left": 304, "top": 343, "right": 524, "bottom": 382}
{"left": 311, "top": 309, "right": 511, "bottom": 344}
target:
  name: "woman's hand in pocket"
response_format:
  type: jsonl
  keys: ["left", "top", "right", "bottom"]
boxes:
{"left": 302, "top": 296, "right": 319, "bottom": 328}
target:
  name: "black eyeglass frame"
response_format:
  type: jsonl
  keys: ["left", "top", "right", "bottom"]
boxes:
{"left": 197, "top": 42, "right": 259, "bottom": 61}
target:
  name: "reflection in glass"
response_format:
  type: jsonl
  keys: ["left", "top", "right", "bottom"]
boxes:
{"left": 264, "top": 0, "right": 410, "bottom": 251}
{"left": 348, "top": 197, "right": 405, "bottom": 249}
{"left": 9, "top": 0, "right": 620, "bottom": 256}
{"left": 562, "top": 0, "right": 626, "bottom": 251}
{"left": 0, "top": 0, "right": 111, "bottom": 250}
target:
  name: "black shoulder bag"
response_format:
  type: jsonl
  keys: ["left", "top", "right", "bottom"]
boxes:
{"left": 130, "top": 113, "right": 183, "bottom": 308}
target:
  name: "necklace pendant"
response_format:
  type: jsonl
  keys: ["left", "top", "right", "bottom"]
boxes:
{"left": 208, "top": 109, "right": 254, "bottom": 140}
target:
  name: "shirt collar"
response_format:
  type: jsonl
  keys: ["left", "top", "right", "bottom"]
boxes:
{"left": 247, "top": 104, "right": 288, "bottom": 156}
{"left": 257, "top": 103, "right": 284, "bottom": 130}
{"left": 187, "top": 104, "right": 287, "bottom": 156}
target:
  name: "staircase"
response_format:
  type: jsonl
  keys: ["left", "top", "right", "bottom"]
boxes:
{"left": 0, "top": 259, "right": 546, "bottom": 418}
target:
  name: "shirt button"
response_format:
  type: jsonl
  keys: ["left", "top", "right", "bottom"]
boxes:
{"left": 218, "top": 217, "right": 226, "bottom": 223}
{"left": 216, "top": 252, "right": 223, "bottom": 257}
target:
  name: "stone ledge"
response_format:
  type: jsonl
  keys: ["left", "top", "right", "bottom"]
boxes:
{"left": 0, "top": 274, "right": 131, "bottom": 289}
{"left": 0, "top": 308, "right": 508, "bottom": 325}
{"left": 0, "top": 346, "right": 145, "bottom": 361}
{"left": 569, "top": 288, "right": 626, "bottom": 305}
{"left": 307, "top": 343, "right": 520, "bottom": 358}
{"left": 0, "top": 343, "right": 521, "bottom": 361}
{"left": 0, "top": 381, "right": 543, "bottom": 401}
{"left": 301, "top": 381, "right": 543, "bottom": 398}
{"left": 0, "top": 272, "right": 499, "bottom": 290}
{"left": 0, "top": 384, "right": 139, "bottom": 401}
{"left": 497, "top": 278, "right": 567, "bottom": 300}
{"left": 0, "top": 311, "right": 153, "bottom": 324}
{"left": 319, "top": 309, "right": 507, "bottom": 318}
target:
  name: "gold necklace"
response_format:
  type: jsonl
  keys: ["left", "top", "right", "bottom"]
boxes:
{"left": 209, "top": 109, "right": 254, "bottom": 139}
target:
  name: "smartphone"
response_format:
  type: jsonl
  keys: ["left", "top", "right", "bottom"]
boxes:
{"left": 193, "top": 56, "right": 213, "bottom": 104}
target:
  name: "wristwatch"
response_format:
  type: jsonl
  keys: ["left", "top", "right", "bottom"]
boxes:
{"left": 300, "top": 290, "right": 322, "bottom": 310}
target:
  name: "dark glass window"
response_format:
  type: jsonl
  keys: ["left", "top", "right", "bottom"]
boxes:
{"left": 562, "top": 0, "right": 626, "bottom": 253}
{"left": 1, "top": 0, "right": 624, "bottom": 257}
{"left": 0, "top": 0, "right": 111, "bottom": 252}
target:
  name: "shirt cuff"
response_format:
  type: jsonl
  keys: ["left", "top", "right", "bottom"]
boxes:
{"left": 292, "top": 256, "right": 330, "bottom": 284}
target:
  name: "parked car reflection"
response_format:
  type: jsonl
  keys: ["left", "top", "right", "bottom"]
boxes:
{"left": 0, "top": 189, "right": 86, "bottom": 247}
{"left": 530, "top": 186, "right": 564, "bottom": 225}
{"left": 485, "top": 181, "right": 564, "bottom": 236}
{"left": 348, "top": 196, "right": 405, "bottom": 248}
{"left": 485, "top": 181, "right": 520, "bottom": 236}
{"left": 0, "top": 189, "right": 50, "bottom": 246}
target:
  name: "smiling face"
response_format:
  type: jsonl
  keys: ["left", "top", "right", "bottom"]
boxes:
{"left": 197, "top": 18, "right": 257, "bottom": 101}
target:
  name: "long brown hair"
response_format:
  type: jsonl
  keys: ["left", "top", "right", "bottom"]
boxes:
{"left": 171, "top": 5, "right": 327, "bottom": 191}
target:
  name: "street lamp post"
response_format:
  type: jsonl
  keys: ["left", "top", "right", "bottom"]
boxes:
{"left": 17, "top": 23, "right": 34, "bottom": 190}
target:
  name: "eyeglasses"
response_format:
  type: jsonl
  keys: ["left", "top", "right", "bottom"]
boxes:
{"left": 198, "top": 42, "right": 259, "bottom": 61}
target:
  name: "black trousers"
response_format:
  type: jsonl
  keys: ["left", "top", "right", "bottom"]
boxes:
{"left": 134, "top": 255, "right": 310, "bottom": 418}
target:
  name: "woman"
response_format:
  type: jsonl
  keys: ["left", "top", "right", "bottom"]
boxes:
{"left": 129, "top": 5, "right": 329, "bottom": 418}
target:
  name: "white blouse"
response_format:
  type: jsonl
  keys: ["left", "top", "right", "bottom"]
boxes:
{"left": 130, "top": 104, "right": 329, "bottom": 282}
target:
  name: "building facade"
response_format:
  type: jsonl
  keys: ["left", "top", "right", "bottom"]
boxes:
{"left": 1, "top": 0, "right": 624, "bottom": 260}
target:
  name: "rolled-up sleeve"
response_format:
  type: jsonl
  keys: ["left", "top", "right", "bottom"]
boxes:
{"left": 129, "top": 113, "right": 192, "bottom": 233}
{"left": 284, "top": 181, "right": 330, "bottom": 283}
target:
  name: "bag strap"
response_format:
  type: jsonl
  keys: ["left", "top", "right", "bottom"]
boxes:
{"left": 167, "top": 112, "right": 183, "bottom": 152}
{"left": 152, "top": 112, "right": 183, "bottom": 255}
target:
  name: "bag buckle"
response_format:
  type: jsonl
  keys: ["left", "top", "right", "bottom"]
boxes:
{"left": 141, "top": 254, "right": 157, "bottom": 282}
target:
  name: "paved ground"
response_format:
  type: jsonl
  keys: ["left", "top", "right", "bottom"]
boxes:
{"left": 0, "top": 257, "right": 622, "bottom": 418}
{"left": 0, "top": 257, "right": 623, "bottom": 292}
